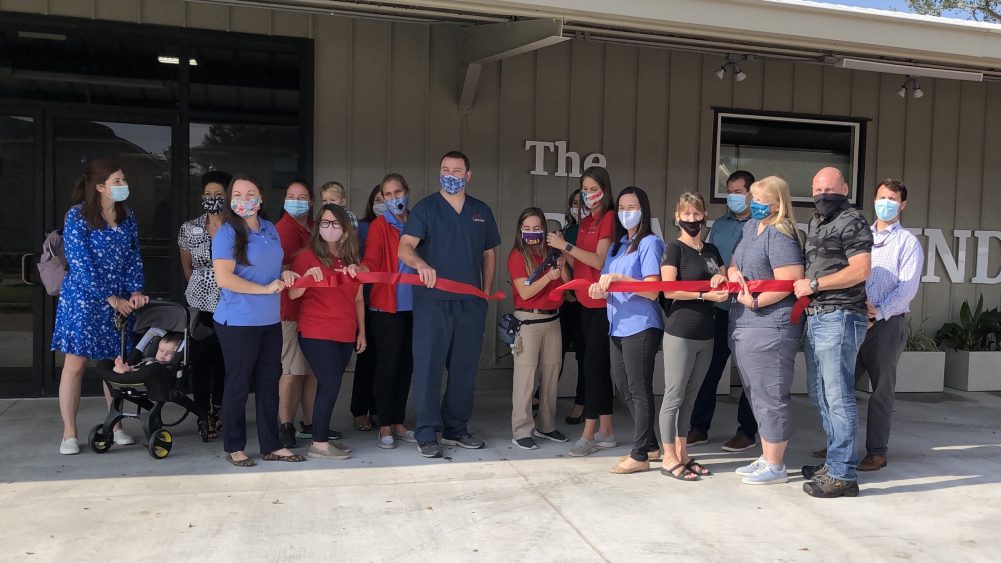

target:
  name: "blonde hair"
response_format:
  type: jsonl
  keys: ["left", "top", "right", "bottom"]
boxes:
{"left": 320, "top": 181, "right": 347, "bottom": 200}
{"left": 750, "top": 176, "right": 797, "bottom": 239}
{"left": 676, "top": 192, "right": 707, "bottom": 217}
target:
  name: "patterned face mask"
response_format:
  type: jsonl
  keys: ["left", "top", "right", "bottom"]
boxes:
{"left": 230, "top": 197, "right": 261, "bottom": 218}
{"left": 202, "top": 195, "right": 225, "bottom": 214}
{"left": 440, "top": 175, "right": 466, "bottom": 195}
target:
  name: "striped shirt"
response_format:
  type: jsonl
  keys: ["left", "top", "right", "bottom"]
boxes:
{"left": 866, "top": 221, "right": 923, "bottom": 320}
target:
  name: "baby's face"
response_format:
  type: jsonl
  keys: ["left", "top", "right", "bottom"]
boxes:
{"left": 156, "top": 341, "right": 178, "bottom": 362}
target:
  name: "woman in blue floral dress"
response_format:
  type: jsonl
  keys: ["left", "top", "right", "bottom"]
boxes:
{"left": 52, "top": 158, "right": 148, "bottom": 455}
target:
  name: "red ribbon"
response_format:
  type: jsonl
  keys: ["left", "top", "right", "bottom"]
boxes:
{"left": 549, "top": 279, "right": 809, "bottom": 324}
{"left": 291, "top": 271, "right": 505, "bottom": 301}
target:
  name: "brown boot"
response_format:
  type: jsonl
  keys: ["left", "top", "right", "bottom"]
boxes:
{"left": 858, "top": 453, "right": 887, "bottom": 471}
{"left": 686, "top": 429, "right": 709, "bottom": 446}
{"left": 721, "top": 432, "right": 756, "bottom": 452}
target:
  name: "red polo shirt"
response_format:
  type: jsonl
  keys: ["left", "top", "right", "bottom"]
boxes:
{"left": 573, "top": 210, "right": 614, "bottom": 308}
{"left": 290, "top": 251, "right": 361, "bottom": 343}
{"left": 275, "top": 213, "right": 312, "bottom": 322}
{"left": 507, "top": 249, "right": 563, "bottom": 310}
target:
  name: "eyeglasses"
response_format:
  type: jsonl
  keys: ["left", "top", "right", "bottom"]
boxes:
{"left": 319, "top": 220, "right": 342, "bottom": 229}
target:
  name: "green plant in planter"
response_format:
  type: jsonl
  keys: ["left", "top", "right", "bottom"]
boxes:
{"left": 935, "top": 296, "right": 1001, "bottom": 351}
{"left": 906, "top": 320, "right": 938, "bottom": 352}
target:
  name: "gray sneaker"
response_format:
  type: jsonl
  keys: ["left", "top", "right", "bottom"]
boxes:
{"left": 735, "top": 456, "right": 766, "bottom": 476}
{"left": 568, "top": 438, "right": 597, "bottom": 457}
{"left": 594, "top": 432, "right": 617, "bottom": 449}
{"left": 418, "top": 440, "right": 443, "bottom": 458}
{"left": 440, "top": 433, "right": 484, "bottom": 449}
{"left": 307, "top": 443, "right": 350, "bottom": 460}
{"left": 393, "top": 430, "right": 417, "bottom": 443}
{"left": 742, "top": 463, "right": 788, "bottom": 485}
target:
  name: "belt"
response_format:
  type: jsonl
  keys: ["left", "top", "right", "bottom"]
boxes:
{"left": 805, "top": 304, "right": 866, "bottom": 316}
{"left": 516, "top": 308, "right": 558, "bottom": 315}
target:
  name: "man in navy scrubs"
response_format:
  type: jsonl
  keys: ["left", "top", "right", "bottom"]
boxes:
{"left": 399, "top": 151, "right": 501, "bottom": 458}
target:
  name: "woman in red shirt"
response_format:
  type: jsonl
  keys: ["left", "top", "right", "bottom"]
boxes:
{"left": 288, "top": 204, "right": 365, "bottom": 460}
{"left": 547, "top": 167, "right": 616, "bottom": 457}
{"left": 507, "top": 208, "right": 569, "bottom": 450}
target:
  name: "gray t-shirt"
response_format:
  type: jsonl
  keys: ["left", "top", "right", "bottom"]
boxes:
{"left": 730, "top": 219, "right": 804, "bottom": 328}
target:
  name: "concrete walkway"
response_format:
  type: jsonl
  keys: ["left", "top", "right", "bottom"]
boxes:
{"left": 2, "top": 378, "right": 1000, "bottom": 562}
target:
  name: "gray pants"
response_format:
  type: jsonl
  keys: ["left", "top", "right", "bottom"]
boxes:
{"left": 854, "top": 315, "right": 906, "bottom": 456}
{"left": 730, "top": 323, "right": 800, "bottom": 443}
{"left": 659, "top": 333, "right": 713, "bottom": 443}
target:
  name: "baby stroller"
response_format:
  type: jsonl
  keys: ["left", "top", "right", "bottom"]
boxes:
{"left": 88, "top": 300, "right": 211, "bottom": 459}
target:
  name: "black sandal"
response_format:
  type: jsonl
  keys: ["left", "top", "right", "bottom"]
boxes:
{"left": 685, "top": 458, "right": 712, "bottom": 476}
{"left": 661, "top": 463, "right": 699, "bottom": 481}
{"left": 226, "top": 453, "right": 256, "bottom": 467}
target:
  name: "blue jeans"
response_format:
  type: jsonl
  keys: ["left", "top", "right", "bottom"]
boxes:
{"left": 804, "top": 309, "right": 868, "bottom": 481}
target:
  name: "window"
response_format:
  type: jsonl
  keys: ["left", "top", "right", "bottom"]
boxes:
{"left": 712, "top": 111, "right": 866, "bottom": 206}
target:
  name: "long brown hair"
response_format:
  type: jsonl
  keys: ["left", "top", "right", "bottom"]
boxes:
{"left": 221, "top": 173, "right": 264, "bottom": 267}
{"left": 72, "top": 158, "right": 126, "bottom": 230}
{"left": 580, "top": 166, "right": 613, "bottom": 218}
{"left": 308, "top": 204, "right": 360, "bottom": 267}
{"left": 511, "top": 207, "right": 547, "bottom": 275}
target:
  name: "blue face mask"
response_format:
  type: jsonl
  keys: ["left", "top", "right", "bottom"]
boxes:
{"left": 749, "top": 200, "right": 772, "bottom": 220}
{"left": 284, "top": 199, "right": 310, "bottom": 217}
{"left": 874, "top": 199, "right": 900, "bottom": 222}
{"left": 385, "top": 195, "right": 408, "bottom": 215}
{"left": 108, "top": 184, "right": 129, "bottom": 202}
{"left": 727, "top": 193, "right": 748, "bottom": 214}
{"left": 618, "top": 210, "right": 642, "bottom": 230}
{"left": 440, "top": 175, "right": 466, "bottom": 195}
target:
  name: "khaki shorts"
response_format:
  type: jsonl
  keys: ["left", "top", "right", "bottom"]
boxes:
{"left": 281, "top": 320, "right": 310, "bottom": 375}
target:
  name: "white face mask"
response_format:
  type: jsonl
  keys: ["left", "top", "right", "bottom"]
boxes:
{"left": 618, "top": 210, "right": 642, "bottom": 230}
{"left": 570, "top": 207, "right": 590, "bottom": 222}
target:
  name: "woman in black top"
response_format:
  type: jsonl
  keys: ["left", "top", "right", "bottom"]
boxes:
{"left": 658, "top": 192, "right": 729, "bottom": 481}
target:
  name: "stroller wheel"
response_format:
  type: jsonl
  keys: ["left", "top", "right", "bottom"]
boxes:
{"left": 89, "top": 424, "right": 113, "bottom": 453}
{"left": 198, "top": 418, "right": 210, "bottom": 443}
{"left": 148, "top": 429, "right": 173, "bottom": 459}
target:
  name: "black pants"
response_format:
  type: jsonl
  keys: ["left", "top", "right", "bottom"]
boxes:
{"left": 191, "top": 310, "right": 225, "bottom": 416}
{"left": 370, "top": 310, "right": 413, "bottom": 427}
{"left": 350, "top": 310, "right": 378, "bottom": 418}
{"left": 298, "top": 336, "right": 353, "bottom": 443}
{"left": 215, "top": 322, "right": 282, "bottom": 454}
{"left": 559, "top": 300, "right": 586, "bottom": 405}
{"left": 580, "top": 306, "right": 613, "bottom": 419}
{"left": 610, "top": 328, "right": 661, "bottom": 461}
{"left": 854, "top": 314, "right": 907, "bottom": 456}
{"left": 690, "top": 309, "right": 758, "bottom": 438}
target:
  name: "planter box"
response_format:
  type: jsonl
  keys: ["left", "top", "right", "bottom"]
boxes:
{"left": 855, "top": 351, "right": 945, "bottom": 393}
{"left": 557, "top": 352, "right": 731, "bottom": 398}
{"left": 944, "top": 350, "right": 1001, "bottom": 392}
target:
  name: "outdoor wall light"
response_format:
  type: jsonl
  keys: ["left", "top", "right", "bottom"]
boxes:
{"left": 897, "top": 76, "right": 923, "bottom": 99}
{"left": 716, "top": 61, "right": 747, "bottom": 81}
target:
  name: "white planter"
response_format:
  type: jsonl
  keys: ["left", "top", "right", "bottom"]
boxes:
{"left": 855, "top": 351, "right": 945, "bottom": 393}
{"left": 557, "top": 352, "right": 731, "bottom": 397}
{"left": 944, "top": 350, "right": 1001, "bottom": 392}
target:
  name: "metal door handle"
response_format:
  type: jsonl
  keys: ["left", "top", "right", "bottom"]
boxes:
{"left": 22, "top": 253, "right": 39, "bottom": 285}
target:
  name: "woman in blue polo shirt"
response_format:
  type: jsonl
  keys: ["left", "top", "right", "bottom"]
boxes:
{"left": 588, "top": 186, "right": 665, "bottom": 475}
{"left": 212, "top": 174, "right": 304, "bottom": 467}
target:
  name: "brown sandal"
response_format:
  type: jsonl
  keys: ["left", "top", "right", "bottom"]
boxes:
{"left": 226, "top": 453, "right": 256, "bottom": 467}
{"left": 262, "top": 452, "right": 307, "bottom": 462}
{"left": 685, "top": 458, "right": 712, "bottom": 476}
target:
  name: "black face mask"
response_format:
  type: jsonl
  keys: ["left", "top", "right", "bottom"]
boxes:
{"left": 202, "top": 195, "right": 225, "bottom": 214}
{"left": 678, "top": 219, "right": 705, "bottom": 237}
{"left": 814, "top": 193, "right": 848, "bottom": 217}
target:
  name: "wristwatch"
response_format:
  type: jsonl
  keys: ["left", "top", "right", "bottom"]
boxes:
{"left": 697, "top": 292, "right": 704, "bottom": 301}
{"left": 809, "top": 278, "right": 820, "bottom": 293}
{"left": 564, "top": 242, "right": 574, "bottom": 252}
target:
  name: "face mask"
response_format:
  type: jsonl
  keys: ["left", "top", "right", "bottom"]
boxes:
{"left": 202, "top": 195, "right": 225, "bottom": 214}
{"left": 440, "top": 175, "right": 466, "bottom": 195}
{"left": 583, "top": 190, "right": 603, "bottom": 210}
{"left": 385, "top": 195, "right": 408, "bottom": 215}
{"left": 874, "top": 199, "right": 900, "bottom": 222}
{"left": 678, "top": 219, "right": 705, "bottom": 237}
{"left": 230, "top": 197, "right": 261, "bottom": 218}
{"left": 319, "top": 226, "right": 343, "bottom": 243}
{"left": 108, "top": 184, "right": 129, "bottom": 202}
{"left": 750, "top": 201, "right": 772, "bottom": 220}
{"left": 814, "top": 193, "right": 848, "bottom": 217}
{"left": 284, "top": 199, "right": 310, "bottom": 217}
{"left": 521, "top": 230, "right": 544, "bottom": 245}
{"left": 726, "top": 193, "right": 748, "bottom": 214}
{"left": 618, "top": 210, "right": 642, "bottom": 230}
{"left": 570, "top": 207, "right": 590, "bottom": 222}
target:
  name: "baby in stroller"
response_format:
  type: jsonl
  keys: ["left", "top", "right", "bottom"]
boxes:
{"left": 88, "top": 301, "right": 212, "bottom": 459}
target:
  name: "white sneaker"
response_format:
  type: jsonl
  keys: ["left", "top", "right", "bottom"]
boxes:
{"left": 377, "top": 435, "right": 396, "bottom": 449}
{"left": 59, "top": 437, "right": 80, "bottom": 455}
{"left": 114, "top": 430, "right": 135, "bottom": 446}
{"left": 594, "top": 432, "right": 618, "bottom": 449}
